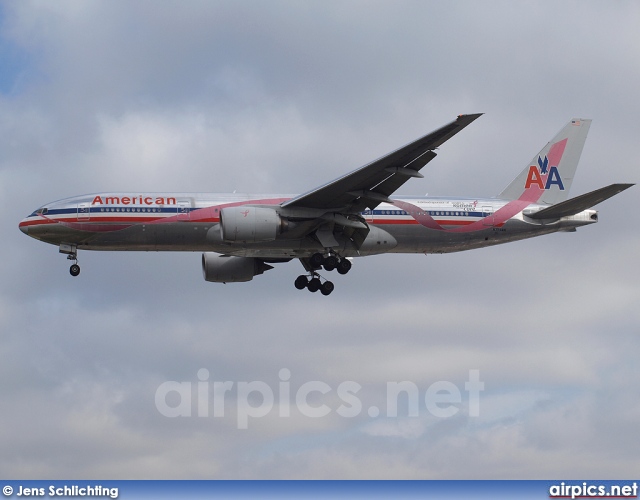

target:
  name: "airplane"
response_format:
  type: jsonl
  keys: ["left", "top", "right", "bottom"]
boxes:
{"left": 19, "top": 114, "right": 633, "bottom": 296}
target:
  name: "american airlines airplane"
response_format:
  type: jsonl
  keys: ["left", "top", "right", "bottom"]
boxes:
{"left": 19, "top": 114, "right": 632, "bottom": 295}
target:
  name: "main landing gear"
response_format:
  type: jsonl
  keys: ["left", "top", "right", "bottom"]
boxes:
{"left": 295, "top": 273, "right": 334, "bottom": 296}
{"left": 295, "top": 253, "right": 352, "bottom": 296}
{"left": 308, "top": 252, "right": 352, "bottom": 274}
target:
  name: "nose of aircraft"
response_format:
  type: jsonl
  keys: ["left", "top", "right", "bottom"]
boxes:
{"left": 19, "top": 219, "right": 29, "bottom": 235}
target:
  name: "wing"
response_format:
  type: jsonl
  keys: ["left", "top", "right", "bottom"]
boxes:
{"left": 282, "top": 113, "right": 482, "bottom": 212}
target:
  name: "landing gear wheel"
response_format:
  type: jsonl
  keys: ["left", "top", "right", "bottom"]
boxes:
{"left": 323, "top": 255, "right": 338, "bottom": 271}
{"left": 69, "top": 264, "right": 80, "bottom": 277}
{"left": 294, "top": 275, "right": 308, "bottom": 290}
{"left": 320, "top": 280, "right": 334, "bottom": 296}
{"left": 307, "top": 277, "right": 321, "bottom": 293}
{"left": 309, "top": 253, "right": 324, "bottom": 269}
{"left": 337, "top": 259, "right": 352, "bottom": 275}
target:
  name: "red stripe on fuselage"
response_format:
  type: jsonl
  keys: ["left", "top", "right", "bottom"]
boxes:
{"left": 19, "top": 218, "right": 57, "bottom": 227}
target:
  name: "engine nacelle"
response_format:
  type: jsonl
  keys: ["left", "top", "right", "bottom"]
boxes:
{"left": 219, "top": 206, "right": 284, "bottom": 243}
{"left": 202, "top": 253, "right": 273, "bottom": 283}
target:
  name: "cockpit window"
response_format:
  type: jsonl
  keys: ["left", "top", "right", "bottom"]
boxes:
{"left": 36, "top": 208, "right": 48, "bottom": 215}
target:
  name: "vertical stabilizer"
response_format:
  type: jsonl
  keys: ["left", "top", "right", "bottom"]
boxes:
{"left": 497, "top": 119, "right": 591, "bottom": 205}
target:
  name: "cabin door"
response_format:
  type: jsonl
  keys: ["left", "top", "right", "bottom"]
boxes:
{"left": 77, "top": 202, "right": 91, "bottom": 221}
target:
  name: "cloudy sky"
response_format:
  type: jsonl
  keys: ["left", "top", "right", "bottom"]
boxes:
{"left": 1, "top": 1, "right": 638, "bottom": 479}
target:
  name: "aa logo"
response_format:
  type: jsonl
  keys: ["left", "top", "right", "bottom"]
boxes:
{"left": 525, "top": 155, "right": 564, "bottom": 190}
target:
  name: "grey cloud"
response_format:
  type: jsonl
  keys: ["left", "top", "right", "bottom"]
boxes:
{"left": 1, "top": 0, "right": 638, "bottom": 480}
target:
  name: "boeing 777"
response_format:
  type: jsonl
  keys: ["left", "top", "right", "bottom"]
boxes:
{"left": 19, "top": 114, "right": 633, "bottom": 295}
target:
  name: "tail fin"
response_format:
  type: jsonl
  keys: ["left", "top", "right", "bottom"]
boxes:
{"left": 498, "top": 119, "right": 591, "bottom": 205}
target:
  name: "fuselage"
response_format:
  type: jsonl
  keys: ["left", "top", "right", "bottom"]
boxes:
{"left": 18, "top": 192, "right": 598, "bottom": 259}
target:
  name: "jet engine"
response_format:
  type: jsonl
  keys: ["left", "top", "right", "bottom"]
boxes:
{"left": 202, "top": 253, "right": 273, "bottom": 283}
{"left": 219, "top": 206, "right": 285, "bottom": 242}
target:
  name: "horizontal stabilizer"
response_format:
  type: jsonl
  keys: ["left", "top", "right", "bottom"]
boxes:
{"left": 528, "top": 183, "right": 634, "bottom": 219}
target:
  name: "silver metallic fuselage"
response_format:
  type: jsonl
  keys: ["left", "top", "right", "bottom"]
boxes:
{"left": 19, "top": 192, "right": 598, "bottom": 259}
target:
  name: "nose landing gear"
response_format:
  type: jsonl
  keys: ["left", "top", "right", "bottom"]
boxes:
{"left": 60, "top": 243, "right": 80, "bottom": 277}
{"left": 69, "top": 259, "right": 80, "bottom": 277}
